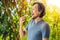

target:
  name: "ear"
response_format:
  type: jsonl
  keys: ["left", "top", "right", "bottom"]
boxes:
{"left": 39, "top": 10, "right": 42, "bottom": 14}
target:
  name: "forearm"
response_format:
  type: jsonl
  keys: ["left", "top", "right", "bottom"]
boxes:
{"left": 19, "top": 25, "right": 25, "bottom": 38}
{"left": 19, "top": 16, "right": 26, "bottom": 38}
{"left": 42, "top": 38, "right": 49, "bottom": 40}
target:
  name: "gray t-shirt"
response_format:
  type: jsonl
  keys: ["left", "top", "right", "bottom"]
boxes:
{"left": 26, "top": 19, "right": 50, "bottom": 40}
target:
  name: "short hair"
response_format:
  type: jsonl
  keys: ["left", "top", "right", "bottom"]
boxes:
{"left": 32, "top": 2, "right": 45, "bottom": 18}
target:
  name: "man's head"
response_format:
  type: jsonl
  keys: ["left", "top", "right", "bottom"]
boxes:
{"left": 32, "top": 2, "right": 45, "bottom": 19}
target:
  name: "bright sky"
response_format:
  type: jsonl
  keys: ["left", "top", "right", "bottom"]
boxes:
{"left": 46, "top": 0, "right": 60, "bottom": 13}
{"left": 27, "top": 0, "right": 60, "bottom": 13}
{"left": 46, "top": 0, "right": 60, "bottom": 8}
{"left": 27, "top": 0, "right": 60, "bottom": 8}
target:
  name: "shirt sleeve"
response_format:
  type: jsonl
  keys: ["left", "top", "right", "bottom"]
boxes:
{"left": 41, "top": 23, "right": 50, "bottom": 38}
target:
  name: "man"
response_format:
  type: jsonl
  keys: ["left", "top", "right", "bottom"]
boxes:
{"left": 19, "top": 2, "right": 50, "bottom": 40}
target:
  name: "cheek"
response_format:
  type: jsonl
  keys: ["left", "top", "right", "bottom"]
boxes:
{"left": 35, "top": 11, "right": 39, "bottom": 15}
{"left": 32, "top": 10, "right": 38, "bottom": 14}
{"left": 32, "top": 9, "right": 39, "bottom": 16}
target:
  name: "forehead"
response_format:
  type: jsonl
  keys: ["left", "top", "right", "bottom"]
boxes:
{"left": 32, "top": 4, "right": 38, "bottom": 8}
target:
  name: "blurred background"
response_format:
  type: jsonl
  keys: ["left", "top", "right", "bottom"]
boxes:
{"left": 0, "top": 0, "right": 60, "bottom": 40}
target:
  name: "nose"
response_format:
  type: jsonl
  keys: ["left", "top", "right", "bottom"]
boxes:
{"left": 32, "top": 9, "right": 35, "bottom": 13}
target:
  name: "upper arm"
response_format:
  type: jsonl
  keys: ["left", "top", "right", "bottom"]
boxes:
{"left": 42, "top": 24, "right": 50, "bottom": 40}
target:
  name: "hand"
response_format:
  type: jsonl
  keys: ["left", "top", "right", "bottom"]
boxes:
{"left": 19, "top": 16, "right": 26, "bottom": 26}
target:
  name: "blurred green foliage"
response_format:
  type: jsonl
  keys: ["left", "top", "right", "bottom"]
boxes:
{"left": 0, "top": 0, "right": 60, "bottom": 40}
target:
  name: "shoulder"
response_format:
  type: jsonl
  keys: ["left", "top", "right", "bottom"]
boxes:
{"left": 42, "top": 20, "right": 49, "bottom": 26}
{"left": 41, "top": 21, "right": 50, "bottom": 30}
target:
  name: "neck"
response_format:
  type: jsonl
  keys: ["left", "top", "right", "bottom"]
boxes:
{"left": 34, "top": 17, "right": 43, "bottom": 23}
